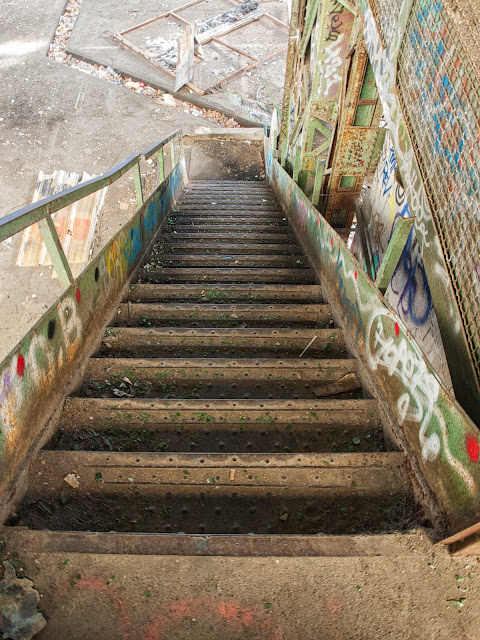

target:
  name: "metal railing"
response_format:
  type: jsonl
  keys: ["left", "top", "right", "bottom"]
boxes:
{"left": 0, "top": 129, "right": 182, "bottom": 287}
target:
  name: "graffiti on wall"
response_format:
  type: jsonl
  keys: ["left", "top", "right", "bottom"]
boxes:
{"left": 356, "top": 0, "right": 480, "bottom": 426}
{"left": 267, "top": 150, "right": 480, "bottom": 531}
{"left": 356, "top": 133, "right": 454, "bottom": 386}
{"left": 0, "top": 162, "right": 184, "bottom": 503}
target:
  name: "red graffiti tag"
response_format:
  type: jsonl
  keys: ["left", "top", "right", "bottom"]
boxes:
{"left": 465, "top": 434, "right": 479, "bottom": 463}
{"left": 16, "top": 355, "right": 25, "bottom": 376}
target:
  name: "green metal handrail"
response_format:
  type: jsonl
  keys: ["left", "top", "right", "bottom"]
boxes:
{"left": 0, "top": 129, "right": 182, "bottom": 286}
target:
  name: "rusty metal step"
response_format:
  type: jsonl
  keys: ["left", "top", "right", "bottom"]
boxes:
{"left": 161, "top": 231, "right": 297, "bottom": 242}
{"left": 82, "top": 357, "right": 360, "bottom": 399}
{"left": 51, "top": 397, "right": 382, "bottom": 453}
{"left": 59, "top": 397, "right": 381, "bottom": 429}
{"left": 179, "top": 196, "right": 279, "bottom": 205}
{"left": 155, "top": 242, "right": 302, "bottom": 255}
{"left": 145, "top": 255, "right": 309, "bottom": 269}
{"left": 175, "top": 203, "right": 282, "bottom": 211}
{"left": 126, "top": 284, "right": 323, "bottom": 304}
{"left": 138, "top": 267, "right": 316, "bottom": 284}
{"left": 170, "top": 224, "right": 292, "bottom": 234}
{"left": 16, "top": 451, "right": 413, "bottom": 535}
{"left": 114, "top": 302, "right": 330, "bottom": 327}
{"left": 99, "top": 327, "right": 346, "bottom": 358}
{"left": 3, "top": 528, "right": 421, "bottom": 557}
{"left": 168, "top": 217, "right": 288, "bottom": 227}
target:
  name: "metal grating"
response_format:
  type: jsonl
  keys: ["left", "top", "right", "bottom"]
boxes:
{"left": 370, "top": 0, "right": 403, "bottom": 48}
{"left": 397, "top": 0, "right": 480, "bottom": 380}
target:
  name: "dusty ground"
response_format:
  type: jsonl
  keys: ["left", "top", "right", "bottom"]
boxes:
{"left": 4, "top": 533, "right": 480, "bottom": 640}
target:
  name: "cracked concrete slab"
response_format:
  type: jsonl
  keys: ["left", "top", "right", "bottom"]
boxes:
{"left": 66, "top": 0, "right": 288, "bottom": 123}
{"left": 0, "top": 0, "right": 217, "bottom": 360}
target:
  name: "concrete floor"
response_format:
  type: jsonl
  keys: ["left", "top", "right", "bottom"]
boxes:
{"left": 0, "top": 0, "right": 215, "bottom": 360}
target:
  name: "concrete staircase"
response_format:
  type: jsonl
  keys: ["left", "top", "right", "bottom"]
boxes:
{"left": 5, "top": 180, "right": 418, "bottom": 638}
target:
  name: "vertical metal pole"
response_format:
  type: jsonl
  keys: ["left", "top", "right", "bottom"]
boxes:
{"left": 170, "top": 139, "right": 176, "bottom": 172}
{"left": 157, "top": 148, "right": 165, "bottom": 184}
{"left": 133, "top": 161, "right": 144, "bottom": 209}
{"left": 38, "top": 215, "right": 74, "bottom": 288}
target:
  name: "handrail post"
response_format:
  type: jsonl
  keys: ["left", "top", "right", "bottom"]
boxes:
{"left": 38, "top": 214, "right": 74, "bottom": 288}
{"left": 133, "top": 161, "right": 144, "bottom": 209}
{"left": 157, "top": 148, "right": 165, "bottom": 184}
{"left": 375, "top": 217, "right": 415, "bottom": 294}
{"left": 170, "top": 138, "right": 176, "bottom": 170}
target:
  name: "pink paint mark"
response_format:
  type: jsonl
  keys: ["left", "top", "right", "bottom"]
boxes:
{"left": 75, "top": 288, "right": 81, "bottom": 303}
{"left": 16, "top": 355, "right": 25, "bottom": 377}
{"left": 395, "top": 322, "right": 400, "bottom": 336}
{"left": 144, "top": 598, "right": 285, "bottom": 640}
{"left": 466, "top": 434, "right": 479, "bottom": 463}
{"left": 58, "top": 576, "right": 134, "bottom": 640}
{"left": 354, "top": 270, "right": 357, "bottom": 280}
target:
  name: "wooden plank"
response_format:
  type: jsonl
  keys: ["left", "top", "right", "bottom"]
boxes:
{"left": 175, "top": 23, "right": 195, "bottom": 91}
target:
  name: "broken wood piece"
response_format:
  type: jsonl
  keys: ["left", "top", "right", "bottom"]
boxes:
{"left": 175, "top": 23, "right": 195, "bottom": 91}
{"left": 313, "top": 373, "right": 361, "bottom": 397}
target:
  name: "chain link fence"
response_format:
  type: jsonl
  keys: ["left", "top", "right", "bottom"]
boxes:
{"left": 397, "top": 0, "right": 480, "bottom": 381}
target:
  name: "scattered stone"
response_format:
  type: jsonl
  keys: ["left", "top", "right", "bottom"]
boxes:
{"left": 64, "top": 473, "right": 80, "bottom": 488}
{"left": 0, "top": 561, "right": 46, "bottom": 640}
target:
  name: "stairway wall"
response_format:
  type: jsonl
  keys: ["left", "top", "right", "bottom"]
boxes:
{"left": 354, "top": 132, "right": 453, "bottom": 393}
{"left": 0, "top": 155, "right": 187, "bottom": 522}
{"left": 266, "top": 137, "right": 480, "bottom": 535}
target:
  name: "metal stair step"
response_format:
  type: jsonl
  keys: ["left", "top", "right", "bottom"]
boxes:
{"left": 160, "top": 231, "right": 298, "bottom": 242}
{"left": 99, "top": 327, "right": 346, "bottom": 358}
{"left": 114, "top": 302, "right": 330, "bottom": 327}
{"left": 138, "top": 267, "right": 316, "bottom": 284}
{"left": 125, "top": 284, "right": 323, "bottom": 304}
{"left": 3, "top": 528, "right": 421, "bottom": 557}
{"left": 53, "top": 397, "right": 382, "bottom": 453}
{"left": 155, "top": 242, "right": 303, "bottom": 255}
{"left": 17, "top": 451, "right": 413, "bottom": 535}
{"left": 82, "top": 357, "right": 360, "bottom": 399}
{"left": 169, "top": 224, "right": 292, "bottom": 234}
{"left": 146, "top": 255, "right": 308, "bottom": 269}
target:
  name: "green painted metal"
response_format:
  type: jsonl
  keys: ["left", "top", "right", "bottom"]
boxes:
{"left": 374, "top": 217, "right": 415, "bottom": 294}
{"left": 133, "top": 161, "right": 144, "bottom": 209}
{"left": 0, "top": 131, "right": 186, "bottom": 520}
{"left": 37, "top": 216, "right": 74, "bottom": 288}
{"left": 357, "top": 0, "right": 480, "bottom": 426}
{"left": 265, "top": 131, "right": 480, "bottom": 534}
{"left": 278, "top": 0, "right": 383, "bottom": 227}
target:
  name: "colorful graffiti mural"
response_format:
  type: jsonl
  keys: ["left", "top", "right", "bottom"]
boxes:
{"left": 357, "top": 0, "right": 480, "bottom": 426}
{"left": 267, "top": 143, "right": 480, "bottom": 533}
{"left": 357, "top": 133, "right": 452, "bottom": 390}
{"left": 0, "top": 152, "right": 185, "bottom": 515}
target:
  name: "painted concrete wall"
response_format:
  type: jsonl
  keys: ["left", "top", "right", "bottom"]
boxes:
{"left": 0, "top": 159, "right": 186, "bottom": 518}
{"left": 266, "top": 122, "right": 480, "bottom": 533}
{"left": 356, "top": 133, "right": 453, "bottom": 393}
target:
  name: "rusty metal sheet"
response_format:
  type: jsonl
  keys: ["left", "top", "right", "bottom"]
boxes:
{"left": 16, "top": 170, "right": 107, "bottom": 277}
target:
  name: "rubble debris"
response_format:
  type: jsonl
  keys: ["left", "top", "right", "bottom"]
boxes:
{"left": 0, "top": 561, "right": 46, "bottom": 640}
{"left": 196, "top": 1, "right": 259, "bottom": 35}
{"left": 47, "top": 0, "right": 239, "bottom": 128}
{"left": 64, "top": 473, "right": 80, "bottom": 488}
{"left": 313, "top": 373, "right": 361, "bottom": 398}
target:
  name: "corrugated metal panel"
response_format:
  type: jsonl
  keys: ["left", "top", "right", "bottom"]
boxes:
{"left": 16, "top": 171, "right": 107, "bottom": 277}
